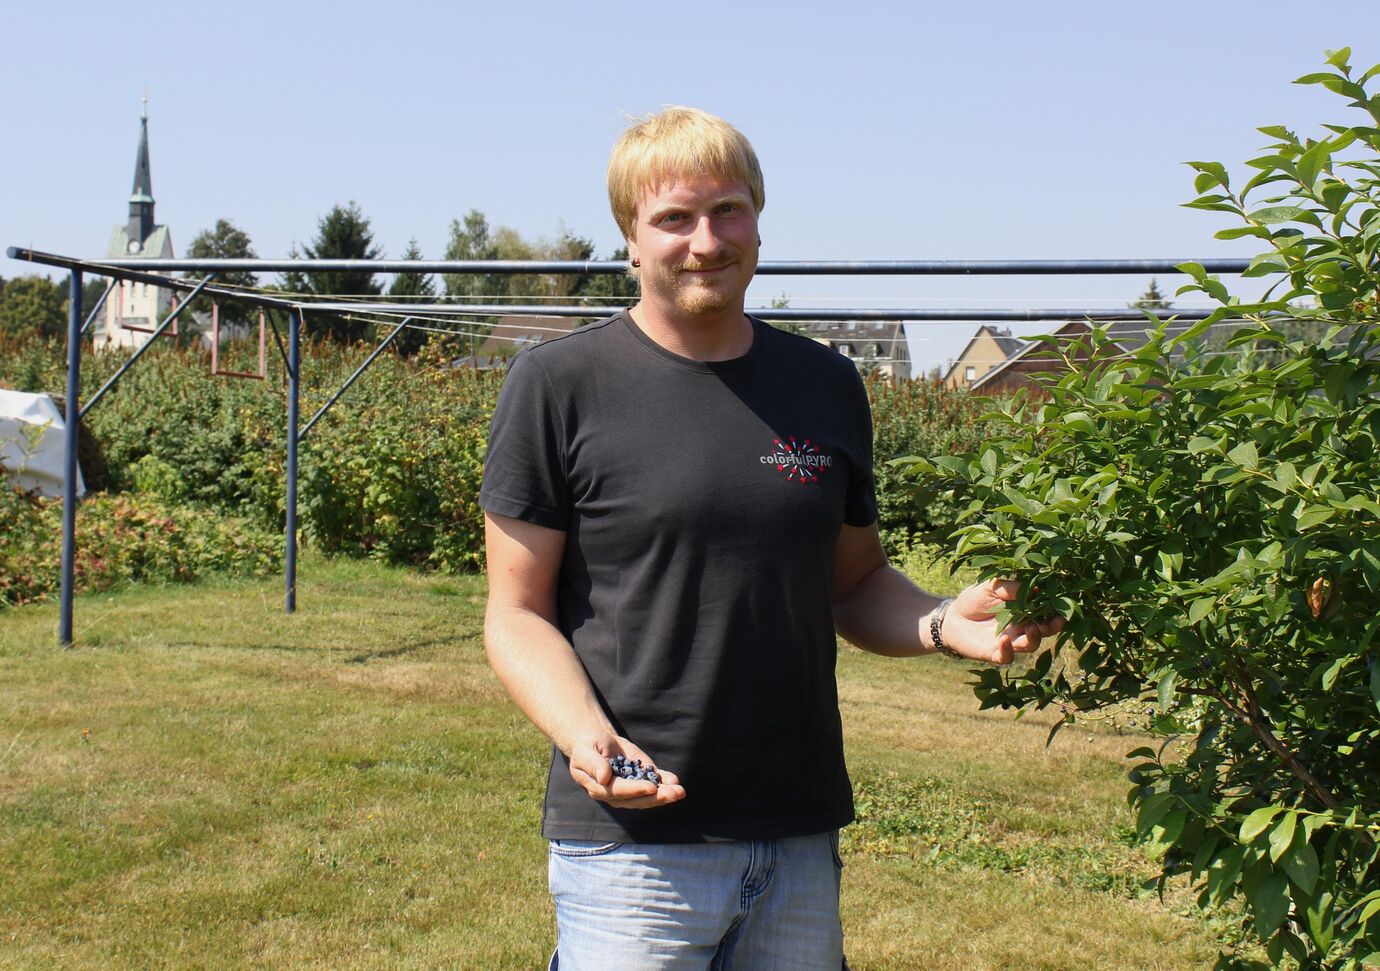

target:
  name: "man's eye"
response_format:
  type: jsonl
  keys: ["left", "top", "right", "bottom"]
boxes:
{"left": 660, "top": 213, "right": 684, "bottom": 225}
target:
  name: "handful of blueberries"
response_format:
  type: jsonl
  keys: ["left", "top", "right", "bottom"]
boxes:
{"left": 608, "top": 754, "right": 661, "bottom": 785}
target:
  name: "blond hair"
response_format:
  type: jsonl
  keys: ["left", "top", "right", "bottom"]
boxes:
{"left": 607, "top": 107, "right": 765, "bottom": 242}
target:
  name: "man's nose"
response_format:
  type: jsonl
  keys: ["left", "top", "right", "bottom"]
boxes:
{"left": 688, "top": 215, "right": 722, "bottom": 256}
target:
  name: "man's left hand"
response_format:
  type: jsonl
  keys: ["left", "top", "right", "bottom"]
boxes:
{"left": 941, "top": 579, "right": 1064, "bottom": 664}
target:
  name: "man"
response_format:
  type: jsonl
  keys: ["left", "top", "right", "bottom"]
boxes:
{"left": 481, "top": 107, "right": 1060, "bottom": 970}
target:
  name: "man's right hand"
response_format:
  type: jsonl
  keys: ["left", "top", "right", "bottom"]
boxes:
{"left": 569, "top": 733, "right": 686, "bottom": 810}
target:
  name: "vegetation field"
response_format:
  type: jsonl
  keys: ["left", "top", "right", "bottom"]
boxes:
{"left": 0, "top": 556, "right": 1240, "bottom": 969}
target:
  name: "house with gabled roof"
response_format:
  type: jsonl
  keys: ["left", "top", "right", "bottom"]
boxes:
{"left": 942, "top": 325, "right": 1027, "bottom": 388}
{"left": 968, "top": 321, "right": 1104, "bottom": 394}
{"left": 799, "top": 320, "right": 910, "bottom": 380}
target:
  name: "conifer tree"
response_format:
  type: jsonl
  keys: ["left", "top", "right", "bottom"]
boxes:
{"left": 1130, "top": 277, "right": 1172, "bottom": 311}
{"left": 280, "top": 202, "right": 383, "bottom": 342}
{"left": 386, "top": 239, "right": 435, "bottom": 355}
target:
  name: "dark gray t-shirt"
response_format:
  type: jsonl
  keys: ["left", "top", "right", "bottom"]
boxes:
{"left": 479, "top": 311, "right": 877, "bottom": 842}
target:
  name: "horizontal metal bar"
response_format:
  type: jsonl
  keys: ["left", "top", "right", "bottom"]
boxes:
{"left": 8, "top": 248, "right": 1251, "bottom": 276}
{"left": 5, "top": 248, "right": 300, "bottom": 311}
{"left": 298, "top": 302, "right": 1216, "bottom": 321}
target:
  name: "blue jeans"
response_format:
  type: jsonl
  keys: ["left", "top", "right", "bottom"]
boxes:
{"left": 547, "top": 831, "right": 847, "bottom": 971}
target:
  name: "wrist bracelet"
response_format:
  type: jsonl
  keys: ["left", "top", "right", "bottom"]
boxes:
{"left": 929, "top": 597, "right": 963, "bottom": 659}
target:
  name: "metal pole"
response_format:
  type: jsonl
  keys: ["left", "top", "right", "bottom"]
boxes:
{"left": 7, "top": 251, "right": 1256, "bottom": 277}
{"left": 59, "top": 270, "right": 82, "bottom": 647}
{"left": 299, "top": 318, "right": 411, "bottom": 442}
{"left": 79, "top": 273, "right": 218, "bottom": 420}
{"left": 79, "top": 279, "right": 117, "bottom": 337}
{"left": 285, "top": 308, "right": 301, "bottom": 614}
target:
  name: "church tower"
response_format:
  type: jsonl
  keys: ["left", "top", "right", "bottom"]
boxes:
{"left": 101, "top": 98, "right": 175, "bottom": 350}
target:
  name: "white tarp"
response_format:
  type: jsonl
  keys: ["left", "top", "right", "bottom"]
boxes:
{"left": 0, "top": 389, "right": 85, "bottom": 499}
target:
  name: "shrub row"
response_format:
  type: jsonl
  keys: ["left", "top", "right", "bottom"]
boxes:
{"left": 0, "top": 484, "right": 281, "bottom": 608}
{"left": 1, "top": 333, "right": 997, "bottom": 585}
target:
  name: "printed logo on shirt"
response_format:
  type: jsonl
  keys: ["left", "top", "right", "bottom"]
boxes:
{"left": 760, "top": 436, "right": 833, "bottom": 484}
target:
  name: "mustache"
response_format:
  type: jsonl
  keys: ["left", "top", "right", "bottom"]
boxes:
{"left": 677, "top": 258, "right": 735, "bottom": 273}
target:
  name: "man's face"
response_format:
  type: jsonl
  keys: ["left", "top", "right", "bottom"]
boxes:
{"left": 627, "top": 173, "right": 759, "bottom": 318}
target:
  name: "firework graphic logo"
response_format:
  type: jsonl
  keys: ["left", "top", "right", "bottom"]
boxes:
{"left": 760, "top": 436, "right": 834, "bottom": 484}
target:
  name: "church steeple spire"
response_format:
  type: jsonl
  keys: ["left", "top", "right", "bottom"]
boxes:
{"left": 127, "top": 96, "right": 155, "bottom": 247}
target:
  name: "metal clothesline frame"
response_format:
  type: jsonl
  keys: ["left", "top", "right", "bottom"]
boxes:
{"left": 6, "top": 246, "right": 1251, "bottom": 646}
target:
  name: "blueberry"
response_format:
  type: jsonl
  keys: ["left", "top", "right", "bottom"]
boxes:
{"left": 609, "top": 755, "right": 660, "bottom": 784}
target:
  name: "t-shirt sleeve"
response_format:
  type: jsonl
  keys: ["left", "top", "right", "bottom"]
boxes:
{"left": 844, "top": 369, "right": 878, "bottom": 527}
{"left": 479, "top": 350, "right": 572, "bottom": 531}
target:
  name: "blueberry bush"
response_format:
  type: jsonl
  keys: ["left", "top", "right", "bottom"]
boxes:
{"left": 903, "top": 50, "right": 1380, "bottom": 969}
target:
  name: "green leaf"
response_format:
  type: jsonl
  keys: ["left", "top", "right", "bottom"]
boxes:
{"left": 1281, "top": 840, "right": 1319, "bottom": 893}
{"left": 1146, "top": 807, "right": 1188, "bottom": 858}
{"left": 1268, "top": 812, "right": 1296, "bottom": 862}
{"left": 1156, "top": 549, "right": 1181, "bottom": 581}
{"left": 1186, "top": 161, "right": 1229, "bottom": 190}
{"left": 1249, "top": 205, "right": 1314, "bottom": 225}
{"left": 1371, "top": 657, "right": 1380, "bottom": 715}
{"left": 1357, "top": 891, "right": 1380, "bottom": 927}
{"left": 1207, "top": 844, "right": 1246, "bottom": 906}
{"left": 1137, "top": 791, "right": 1176, "bottom": 833}
{"left": 1241, "top": 806, "right": 1284, "bottom": 843}
{"left": 1175, "top": 261, "right": 1207, "bottom": 282}
{"left": 1188, "top": 596, "right": 1215, "bottom": 625}
{"left": 1191, "top": 837, "right": 1220, "bottom": 881}
{"left": 1320, "top": 655, "right": 1351, "bottom": 691}
{"left": 1214, "top": 226, "right": 1272, "bottom": 241}
{"left": 1166, "top": 315, "right": 1217, "bottom": 349}
{"left": 1296, "top": 141, "right": 1331, "bottom": 188}
{"left": 1242, "top": 253, "right": 1288, "bottom": 277}
{"left": 1247, "top": 870, "right": 1290, "bottom": 937}
{"left": 1323, "top": 47, "right": 1351, "bottom": 70}
{"left": 1157, "top": 669, "right": 1179, "bottom": 710}
{"left": 1323, "top": 363, "right": 1354, "bottom": 403}
{"left": 1061, "top": 412, "right": 1096, "bottom": 433}
{"left": 1305, "top": 890, "right": 1333, "bottom": 951}
{"left": 1228, "top": 440, "right": 1259, "bottom": 469}
{"left": 1297, "top": 505, "right": 1335, "bottom": 530}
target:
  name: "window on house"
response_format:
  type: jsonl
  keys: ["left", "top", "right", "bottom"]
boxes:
{"left": 965, "top": 366, "right": 976, "bottom": 382}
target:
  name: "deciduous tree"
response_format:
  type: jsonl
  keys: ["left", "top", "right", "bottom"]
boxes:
{"left": 0, "top": 275, "right": 66, "bottom": 340}
{"left": 184, "top": 219, "right": 259, "bottom": 335}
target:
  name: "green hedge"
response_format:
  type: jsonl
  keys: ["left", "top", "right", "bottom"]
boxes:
{"left": 1, "top": 333, "right": 997, "bottom": 581}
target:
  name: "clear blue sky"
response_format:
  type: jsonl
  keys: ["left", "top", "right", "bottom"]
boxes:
{"left": 4, "top": 1, "right": 1376, "bottom": 369}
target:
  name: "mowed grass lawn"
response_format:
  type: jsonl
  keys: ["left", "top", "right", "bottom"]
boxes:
{"left": 1, "top": 556, "right": 1234, "bottom": 969}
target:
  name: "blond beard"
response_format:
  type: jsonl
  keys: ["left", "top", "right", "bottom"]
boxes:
{"left": 675, "top": 283, "right": 734, "bottom": 314}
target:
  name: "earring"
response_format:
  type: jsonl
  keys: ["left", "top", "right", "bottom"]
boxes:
{"left": 630, "top": 258, "right": 641, "bottom": 268}
{"left": 757, "top": 237, "right": 762, "bottom": 246}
